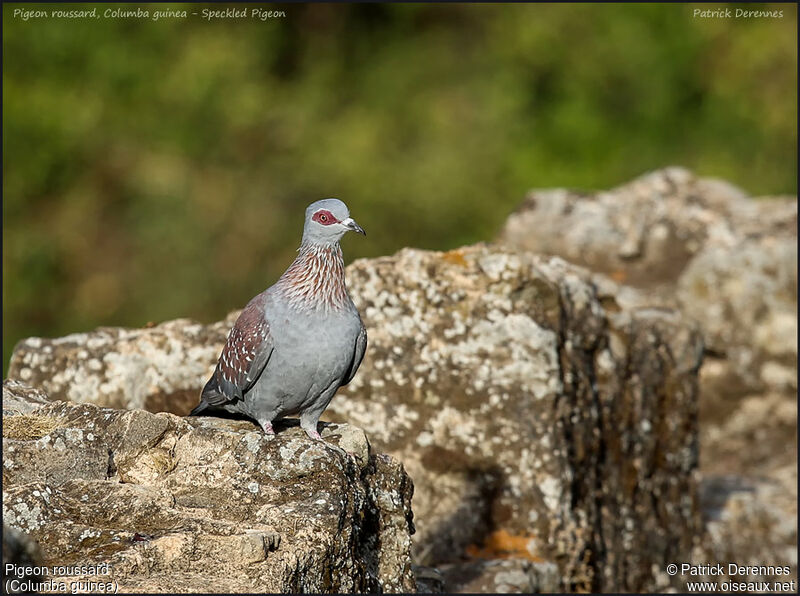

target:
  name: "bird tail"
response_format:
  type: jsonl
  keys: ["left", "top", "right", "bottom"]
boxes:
{"left": 188, "top": 401, "right": 209, "bottom": 416}
{"left": 188, "top": 376, "right": 229, "bottom": 417}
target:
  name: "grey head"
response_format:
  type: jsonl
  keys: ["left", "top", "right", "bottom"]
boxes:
{"left": 302, "top": 198, "right": 366, "bottom": 246}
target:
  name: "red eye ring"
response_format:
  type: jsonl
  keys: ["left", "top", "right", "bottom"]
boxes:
{"left": 313, "top": 209, "right": 337, "bottom": 225}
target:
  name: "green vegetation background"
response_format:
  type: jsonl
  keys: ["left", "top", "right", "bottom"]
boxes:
{"left": 3, "top": 3, "right": 797, "bottom": 372}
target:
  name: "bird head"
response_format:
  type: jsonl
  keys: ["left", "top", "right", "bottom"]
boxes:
{"left": 302, "top": 198, "right": 366, "bottom": 245}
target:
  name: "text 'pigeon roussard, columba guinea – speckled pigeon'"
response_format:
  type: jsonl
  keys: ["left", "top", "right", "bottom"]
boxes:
{"left": 190, "top": 199, "right": 367, "bottom": 440}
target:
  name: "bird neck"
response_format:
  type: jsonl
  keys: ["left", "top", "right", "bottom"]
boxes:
{"left": 276, "top": 242, "right": 349, "bottom": 312}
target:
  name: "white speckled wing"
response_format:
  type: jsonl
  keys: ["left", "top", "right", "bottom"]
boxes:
{"left": 201, "top": 292, "right": 274, "bottom": 405}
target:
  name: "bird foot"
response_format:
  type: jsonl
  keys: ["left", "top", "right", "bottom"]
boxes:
{"left": 304, "top": 428, "right": 322, "bottom": 441}
{"left": 258, "top": 420, "right": 275, "bottom": 435}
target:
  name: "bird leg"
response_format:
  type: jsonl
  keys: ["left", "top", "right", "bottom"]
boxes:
{"left": 257, "top": 418, "right": 275, "bottom": 435}
{"left": 300, "top": 413, "right": 323, "bottom": 441}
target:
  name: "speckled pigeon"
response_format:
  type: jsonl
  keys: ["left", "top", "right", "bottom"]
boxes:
{"left": 190, "top": 199, "right": 367, "bottom": 440}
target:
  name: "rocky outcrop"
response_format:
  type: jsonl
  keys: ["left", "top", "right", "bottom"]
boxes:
{"left": 8, "top": 319, "right": 234, "bottom": 416}
{"left": 334, "top": 245, "right": 703, "bottom": 593}
{"left": 2, "top": 380, "right": 416, "bottom": 593}
{"left": 498, "top": 167, "right": 796, "bottom": 287}
{"left": 9, "top": 243, "right": 705, "bottom": 592}
{"left": 497, "top": 167, "right": 797, "bottom": 463}
{"left": 498, "top": 168, "right": 798, "bottom": 588}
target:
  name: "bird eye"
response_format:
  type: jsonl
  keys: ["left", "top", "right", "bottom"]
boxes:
{"left": 320, "top": 214, "right": 328, "bottom": 222}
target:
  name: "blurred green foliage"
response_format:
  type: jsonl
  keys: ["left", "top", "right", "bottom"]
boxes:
{"left": 3, "top": 3, "right": 797, "bottom": 372}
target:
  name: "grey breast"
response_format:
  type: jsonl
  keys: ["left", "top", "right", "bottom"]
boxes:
{"left": 245, "top": 298, "right": 358, "bottom": 418}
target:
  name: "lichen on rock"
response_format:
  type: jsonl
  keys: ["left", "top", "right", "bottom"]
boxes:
{"left": 2, "top": 380, "right": 416, "bottom": 593}
{"left": 7, "top": 238, "right": 706, "bottom": 592}
{"left": 334, "top": 243, "right": 703, "bottom": 592}
{"left": 498, "top": 167, "right": 798, "bottom": 590}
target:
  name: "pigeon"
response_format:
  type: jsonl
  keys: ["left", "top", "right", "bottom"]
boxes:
{"left": 190, "top": 198, "right": 367, "bottom": 440}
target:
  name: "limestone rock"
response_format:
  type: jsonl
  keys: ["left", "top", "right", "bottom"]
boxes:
{"left": 2, "top": 380, "right": 52, "bottom": 416}
{"left": 2, "top": 380, "right": 416, "bottom": 593}
{"left": 497, "top": 166, "right": 797, "bottom": 403}
{"left": 334, "top": 244, "right": 703, "bottom": 593}
{"left": 8, "top": 317, "right": 236, "bottom": 415}
{"left": 498, "top": 167, "right": 795, "bottom": 287}
{"left": 498, "top": 168, "right": 798, "bottom": 589}
{"left": 7, "top": 243, "right": 704, "bottom": 592}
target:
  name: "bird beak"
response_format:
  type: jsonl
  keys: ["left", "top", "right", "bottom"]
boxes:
{"left": 342, "top": 217, "right": 366, "bottom": 236}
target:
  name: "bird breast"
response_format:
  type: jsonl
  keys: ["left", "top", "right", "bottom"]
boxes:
{"left": 269, "top": 302, "right": 359, "bottom": 366}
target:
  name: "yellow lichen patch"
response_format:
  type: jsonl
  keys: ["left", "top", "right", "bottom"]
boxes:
{"left": 441, "top": 249, "right": 468, "bottom": 267}
{"left": 465, "top": 529, "right": 543, "bottom": 561}
{"left": 149, "top": 448, "right": 176, "bottom": 475}
{"left": 2, "top": 414, "right": 60, "bottom": 440}
{"left": 610, "top": 269, "right": 627, "bottom": 283}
